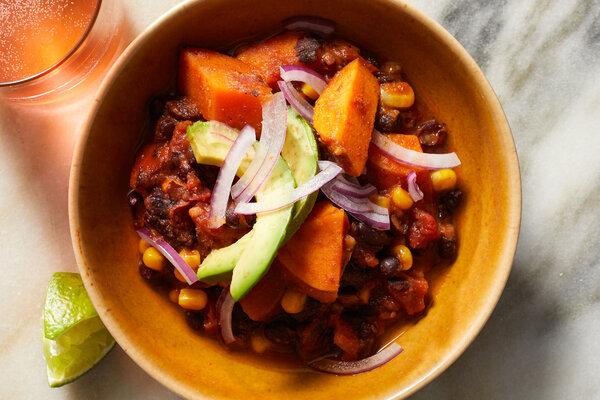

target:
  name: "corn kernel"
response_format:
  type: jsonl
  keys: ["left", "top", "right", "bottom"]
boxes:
{"left": 179, "top": 249, "right": 201, "bottom": 270}
{"left": 369, "top": 193, "right": 391, "bottom": 209}
{"left": 178, "top": 288, "right": 208, "bottom": 310}
{"left": 390, "top": 244, "right": 413, "bottom": 270}
{"left": 301, "top": 83, "right": 319, "bottom": 100}
{"left": 138, "top": 239, "right": 150, "bottom": 254}
{"left": 281, "top": 289, "right": 307, "bottom": 314}
{"left": 380, "top": 81, "right": 415, "bottom": 109}
{"left": 391, "top": 186, "right": 414, "bottom": 210}
{"left": 142, "top": 247, "right": 164, "bottom": 271}
{"left": 430, "top": 169, "right": 457, "bottom": 192}
{"left": 168, "top": 289, "right": 180, "bottom": 303}
{"left": 250, "top": 332, "right": 271, "bottom": 354}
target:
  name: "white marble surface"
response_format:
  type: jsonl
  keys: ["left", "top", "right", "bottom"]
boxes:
{"left": 1, "top": 0, "right": 599, "bottom": 399}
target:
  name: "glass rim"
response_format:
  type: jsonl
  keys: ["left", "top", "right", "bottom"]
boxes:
{"left": 0, "top": 0, "right": 103, "bottom": 87}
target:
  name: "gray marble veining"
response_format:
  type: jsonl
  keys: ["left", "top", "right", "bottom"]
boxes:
{"left": 411, "top": 0, "right": 600, "bottom": 398}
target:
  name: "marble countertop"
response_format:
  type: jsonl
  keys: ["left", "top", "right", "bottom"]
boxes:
{"left": 1, "top": 0, "right": 599, "bottom": 398}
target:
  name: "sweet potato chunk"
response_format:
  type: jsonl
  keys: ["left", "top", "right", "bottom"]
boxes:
{"left": 239, "top": 261, "right": 285, "bottom": 322}
{"left": 366, "top": 133, "right": 431, "bottom": 194}
{"left": 277, "top": 201, "right": 348, "bottom": 303}
{"left": 313, "top": 59, "right": 379, "bottom": 176}
{"left": 178, "top": 48, "right": 272, "bottom": 132}
{"left": 236, "top": 31, "right": 310, "bottom": 89}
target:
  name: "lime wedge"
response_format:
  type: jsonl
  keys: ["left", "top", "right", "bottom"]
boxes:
{"left": 42, "top": 272, "right": 115, "bottom": 387}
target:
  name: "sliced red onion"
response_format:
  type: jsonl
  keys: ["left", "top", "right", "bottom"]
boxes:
{"left": 231, "top": 93, "right": 288, "bottom": 203}
{"left": 234, "top": 161, "right": 342, "bottom": 215}
{"left": 278, "top": 80, "right": 314, "bottom": 123}
{"left": 216, "top": 286, "right": 237, "bottom": 345}
{"left": 208, "top": 125, "right": 256, "bottom": 228}
{"left": 282, "top": 15, "right": 336, "bottom": 36}
{"left": 330, "top": 180, "right": 377, "bottom": 199}
{"left": 320, "top": 181, "right": 390, "bottom": 230}
{"left": 406, "top": 170, "right": 424, "bottom": 202}
{"left": 279, "top": 65, "right": 327, "bottom": 95}
{"left": 371, "top": 130, "right": 461, "bottom": 170}
{"left": 309, "top": 343, "right": 403, "bottom": 375}
{"left": 136, "top": 228, "right": 198, "bottom": 285}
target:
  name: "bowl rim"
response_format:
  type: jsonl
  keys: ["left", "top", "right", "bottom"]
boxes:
{"left": 69, "top": 0, "right": 521, "bottom": 398}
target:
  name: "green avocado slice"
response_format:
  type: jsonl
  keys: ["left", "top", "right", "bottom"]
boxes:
{"left": 187, "top": 121, "right": 294, "bottom": 300}
{"left": 281, "top": 107, "right": 319, "bottom": 242}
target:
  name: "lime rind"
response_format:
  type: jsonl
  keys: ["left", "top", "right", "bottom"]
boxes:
{"left": 44, "top": 272, "right": 98, "bottom": 340}
{"left": 44, "top": 324, "right": 115, "bottom": 387}
{"left": 42, "top": 272, "right": 116, "bottom": 387}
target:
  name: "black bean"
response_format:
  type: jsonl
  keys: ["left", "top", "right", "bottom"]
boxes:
{"left": 439, "top": 235, "right": 457, "bottom": 259}
{"left": 386, "top": 277, "right": 410, "bottom": 292}
{"left": 264, "top": 320, "right": 296, "bottom": 345}
{"left": 185, "top": 311, "right": 205, "bottom": 331}
{"left": 438, "top": 189, "right": 463, "bottom": 219}
{"left": 166, "top": 97, "right": 201, "bottom": 120}
{"left": 224, "top": 205, "right": 240, "bottom": 228}
{"left": 127, "top": 189, "right": 142, "bottom": 207}
{"left": 295, "top": 34, "right": 323, "bottom": 65}
{"left": 138, "top": 260, "right": 162, "bottom": 281}
{"left": 155, "top": 115, "right": 177, "bottom": 141}
{"left": 352, "top": 221, "right": 390, "bottom": 247}
{"left": 416, "top": 120, "right": 447, "bottom": 147}
{"left": 379, "top": 256, "right": 401, "bottom": 277}
{"left": 375, "top": 106, "right": 401, "bottom": 132}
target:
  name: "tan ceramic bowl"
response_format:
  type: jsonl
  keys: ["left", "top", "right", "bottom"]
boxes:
{"left": 69, "top": 0, "right": 521, "bottom": 398}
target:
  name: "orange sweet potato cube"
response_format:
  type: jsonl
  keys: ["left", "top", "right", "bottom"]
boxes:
{"left": 277, "top": 201, "right": 348, "bottom": 303}
{"left": 178, "top": 48, "right": 272, "bottom": 132}
{"left": 313, "top": 59, "right": 379, "bottom": 176}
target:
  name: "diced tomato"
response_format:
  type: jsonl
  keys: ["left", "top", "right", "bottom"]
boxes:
{"left": 408, "top": 208, "right": 440, "bottom": 249}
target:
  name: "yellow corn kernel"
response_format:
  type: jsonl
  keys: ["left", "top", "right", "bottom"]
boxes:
{"left": 391, "top": 186, "right": 414, "bottom": 210}
{"left": 142, "top": 247, "right": 164, "bottom": 271}
{"left": 168, "top": 289, "right": 180, "bottom": 303}
{"left": 138, "top": 239, "right": 150, "bottom": 254}
{"left": 178, "top": 288, "right": 208, "bottom": 310}
{"left": 430, "top": 169, "right": 457, "bottom": 192}
{"left": 369, "top": 193, "right": 391, "bottom": 209}
{"left": 179, "top": 249, "right": 201, "bottom": 271}
{"left": 281, "top": 289, "right": 307, "bottom": 314}
{"left": 250, "top": 332, "right": 271, "bottom": 354}
{"left": 301, "top": 83, "right": 319, "bottom": 100}
{"left": 390, "top": 244, "right": 413, "bottom": 270}
{"left": 380, "top": 81, "right": 415, "bottom": 109}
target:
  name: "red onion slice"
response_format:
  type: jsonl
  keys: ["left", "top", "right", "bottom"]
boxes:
{"left": 309, "top": 343, "right": 403, "bottom": 375}
{"left": 371, "top": 130, "right": 461, "bottom": 170}
{"left": 282, "top": 15, "right": 336, "bottom": 36}
{"left": 330, "top": 180, "right": 377, "bottom": 199}
{"left": 279, "top": 65, "right": 327, "bottom": 95}
{"left": 278, "top": 80, "right": 314, "bottom": 123}
{"left": 136, "top": 228, "right": 198, "bottom": 285}
{"left": 231, "top": 93, "right": 288, "bottom": 203}
{"left": 208, "top": 125, "right": 256, "bottom": 227}
{"left": 406, "top": 170, "right": 424, "bottom": 202}
{"left": 216, "top": 286, "right": 237, "bottom": 345}
{"left": 320, "top": 184, "right": 390, "bottom": 231}
{"left": 235, "top": 161, "right": 342, "bottom": 215}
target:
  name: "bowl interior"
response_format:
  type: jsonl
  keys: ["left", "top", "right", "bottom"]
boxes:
{"left": 70, "top": 0, "right": 520, "bottom": 399}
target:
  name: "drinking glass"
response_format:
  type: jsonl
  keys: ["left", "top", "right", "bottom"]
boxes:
{"left": 0, "top": 0, "right": 126, "bottom": 104}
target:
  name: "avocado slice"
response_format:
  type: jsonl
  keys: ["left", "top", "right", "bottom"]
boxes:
{"left": 281, "top": 107, "right": 319, "bottom": 242}
{"left": 188, "top": 121, "right": 295, "bottom": 300}
{"left": 187, "top": 111, "right": 319, "bottom": 300}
